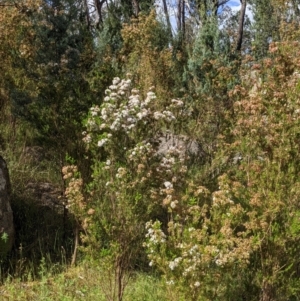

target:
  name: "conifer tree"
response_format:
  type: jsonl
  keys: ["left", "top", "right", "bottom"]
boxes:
{"left": 250, "top": 0, "right": 281, "bottom": 59}
{"left": 8, "top": 0, "right": 95, "bottom": 164}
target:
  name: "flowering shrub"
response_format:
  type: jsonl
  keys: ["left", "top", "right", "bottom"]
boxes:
{"left": 64, "top": 76, "right": 191, "bottom": 300}
{"left": 80, "top": 77, "right": 254, "bottom": 300}
{"left": 218, "top": 41, "right": 300, "bottom": 300}
{"left": 64, "top": 42, "right": 300, "bottom": 300}
{"left": 83, "top": 76, "right": 180, "bottom": 148}
{"left": 144, "top": 174, "right": 253, "bottom": 300}
{"left": 142, "top": 40, "right": 300, "bottom": 299}
{"left": 64, "top": 75, "right": 258, "bottom": 300}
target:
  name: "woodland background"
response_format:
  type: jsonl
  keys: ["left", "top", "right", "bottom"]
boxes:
{"left": 1, "top": 0, "right": 300, "bottom": 300}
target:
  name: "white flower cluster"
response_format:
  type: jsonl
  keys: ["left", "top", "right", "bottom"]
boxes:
{"left": 170, "top": 99, "right": 184, "bottom": 108}
{"left": 180, "top": 244, "right": 202, "bottom": 277}
{"left": 82, "top": 131, "right": 91, "bottom": 143}
{"left": 127, "top": 141, "right": 154, "bottom": 161}
{"left": 212, "top": 190, "right": 234, "bottom": 207}
{"left": 83, "top": 77, "right": 182, "bottom": 147}
{"left": 168, "top": 257, "right": 182, "bottom": 270}
{"left": 116, "top": 167, "right": 127, "bottom": 179}
{"left": 166, "top": 279, "right": 175, "bottom": 286}
{"left": 153, "top": 110, "right": 175, "bottom": 122}
{"left": 145, "top": 221, "right": 166, "bottom": 245}
{"left": 90, "top": 105, "right": 100, "bottom": 116}
{"left": 100, "top": 79, "right": 156, "bottom": 134}
{"left": 156, "top": 147, "right": 188, "bottom": 209}
{"left": 145, "top": 221, "right": 167, "bottom": 268}
{"left": 97, "top": 138, "right": 108, "bottom": 147}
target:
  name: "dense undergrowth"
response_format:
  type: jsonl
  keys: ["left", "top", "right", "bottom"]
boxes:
{"left": 1, "top": 1, "right": 300, "bottom": 300}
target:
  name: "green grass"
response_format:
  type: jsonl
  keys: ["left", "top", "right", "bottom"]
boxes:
{"left": 0, "top": 111, "right": 172, "bottom": 301}
{"left": 0, "top": 263, "right": 168, "bottom": 301}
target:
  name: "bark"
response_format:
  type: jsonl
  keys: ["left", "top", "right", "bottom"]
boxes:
{"left": 236, "top": 0, "right": 247, "bottom": 51}
{"left": 83, "top": 0, "right": 91, "bottom": 29}
{"left": 177, "top": 0, "right": 182, "bottom": 32}
{"left": 71, "top": 222, "right": 79, "bottom": 266}
{"left": 132, "top": 0, "right": 140, "bottom": 17}
{"left": 260, "top": 281, "right": 275, "bottom": 301}
{"left": 162, "top": 0, "right": 173, "bottom": 37}
{"left": 94, "top": 0, "right": 106, "bottom": 27}
{"left": 176, "top": 0, "right": 185, "bottom": 40}
{"left": 182, "top": 0, "right": 185, "bottom": 39}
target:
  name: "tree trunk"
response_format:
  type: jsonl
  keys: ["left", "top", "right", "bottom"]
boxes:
{"left": 162, "top": 0, "right": 173, "bottom": 37}
{"left": 71, "top": 222, "right": 79, "bottom": 266}
{"left": 182, "top": 0, "right": 185, "bottom": 39}
{"left": 260, "top": 281, "right": 275, "bottom": 301}
{"left": 236, "top": 0, "right": 247, "bottom": 51}
{"left": 83, "top": 0, "right": 91, "bottom": 29}
{"left": 132, "top": 0, "right": 140, "bottom": 17}
{"left": 177, "top": 0, "right": 182, "bottom": 32}
{"left": 94, "top": 0, "right": 106, "bottom": 27}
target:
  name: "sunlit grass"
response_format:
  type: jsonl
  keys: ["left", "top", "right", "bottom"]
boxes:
{"left": 0, "top": 262, "right": 168, "bottom": 301}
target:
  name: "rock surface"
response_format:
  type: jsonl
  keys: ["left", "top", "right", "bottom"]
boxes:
{"left": 0, "top": 155, "right": 14, "bottom": 258}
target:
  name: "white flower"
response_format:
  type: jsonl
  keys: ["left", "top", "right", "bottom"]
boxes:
{"left": 215, "top": 259, "right": 223, "bottom": 266}
{"left": 87, "top": 119, "right": 95, "bottom": 126}
{"left": 164, "top": 181, "right": 173, "bottom": 189}
{"left": 194, "top": 281, "right": 200, "bottom": 287}
{"left": 112, "top": 77, "right": 120, "bottom": 85}
{"left": 101, "top": 107, "right": 107, "bottom": 116}
{"left": 110, "top": 92, "right": 118, "bottom": 98}
{"left": 154, "top": 112, "right": 163, "bottom": 120}
{"left": 170, "top": 201, "right": 177, "bottom": 209}
{"left": 131, "top": 88, "right": 139, "bottom": 94}
{"left": 169, "top": 258, "right": 181, "bottom": 270}
{"left": 106, "top": 160, "right": 111, "bottom": 166}
{"left": 109, "top": 85, "right": 118, "bottom": 90}
{"left": 136, "top": 109, "right": 148, "bottom": 120}
{"left": 82, "top": 134, "right": 91, "bottom": 143}
{"left": 127, "top": 117, "right": 135, "bottom": 123}
{"left": 147, "top": 91, "right": 156, "bottom": 98}
{"left": 97, "top": 138, "right": 108, "bottom": 147}
{"left": 169, "top": 261, "right": 176, "bottom": 270}
{"left": 166, "top": 280, "right": 175, "bottom": 286}
{"left": 129, "top": 96, "right": 140, "bottom": 107}
{"left": 171, "top": 99, "right": 184, "bottom": 107}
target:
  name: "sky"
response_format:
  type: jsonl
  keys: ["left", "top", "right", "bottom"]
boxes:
{"left": 165, "top": 0, "right": 253, "bottom": 33}
{"left": 227, "top": 0, "right": 253, "bottom": 20}
{"left": 228, "top": 0, "right": 241, "bottom": 9}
